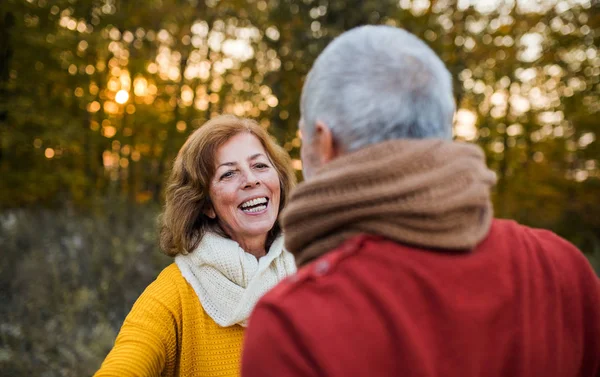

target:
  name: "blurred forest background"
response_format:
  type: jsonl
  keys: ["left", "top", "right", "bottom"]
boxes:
{"left": 1, "top": 0, "right": 599, "bottom": 375}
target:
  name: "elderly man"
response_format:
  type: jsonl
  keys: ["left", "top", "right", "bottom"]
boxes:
{"left": 241, "top": 26, "right": 600, "bottom": 377}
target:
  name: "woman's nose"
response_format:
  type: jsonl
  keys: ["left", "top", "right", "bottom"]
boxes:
{"left": 243, "top": 171, "right": 260, "bottom": 188}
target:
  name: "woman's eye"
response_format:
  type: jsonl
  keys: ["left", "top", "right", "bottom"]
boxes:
{"left": 254, "top": 163, "right": 269, "bottom": 169}
{"left": 220, "top": 171, "right": 235, "bottom": 180}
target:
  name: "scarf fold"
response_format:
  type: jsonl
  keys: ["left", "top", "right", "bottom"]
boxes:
{"left": 175, "top": 232, "right": 296, "bottom": 327}
{"left": 281, "top": 139, "right": 498, "bottom": 266}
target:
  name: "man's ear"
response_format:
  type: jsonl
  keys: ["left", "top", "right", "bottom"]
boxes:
{"left": 314, "top": 121, "right": 339, "bottom": 164}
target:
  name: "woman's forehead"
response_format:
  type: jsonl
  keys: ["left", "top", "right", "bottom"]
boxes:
{"left": 215, "top": 133, "right": 268, "bottom": 165}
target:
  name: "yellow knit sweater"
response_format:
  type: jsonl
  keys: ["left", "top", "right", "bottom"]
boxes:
{"left": 94, "top": 263, "right": 245, "bottom": 377}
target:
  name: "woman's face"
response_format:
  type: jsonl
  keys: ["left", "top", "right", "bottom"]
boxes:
{"left": 207, "top": 132, "right": 281, "bottom": 247}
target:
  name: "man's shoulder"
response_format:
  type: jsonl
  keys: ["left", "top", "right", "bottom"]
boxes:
{"left": 490, "top": 218, "right": 582, "bottom": 258}
{"left": 259, "top": 234, "right": 396, "bottom": 312}
{"left": 488, "top": 219, "right": 595, "bottom": 281}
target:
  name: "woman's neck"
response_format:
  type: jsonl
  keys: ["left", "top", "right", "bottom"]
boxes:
{"left": 230, "top": 234, "right": 267, "bottom": 259}
{"left": 215, "top": 221, "right": 268, "bottom": 258}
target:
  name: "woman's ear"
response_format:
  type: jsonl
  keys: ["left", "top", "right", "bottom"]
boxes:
{"left": 203, "top": 201, "right": 216, "bottom": 219}
{"left": 204, "top": 208, "right": 216, "bottom": 219}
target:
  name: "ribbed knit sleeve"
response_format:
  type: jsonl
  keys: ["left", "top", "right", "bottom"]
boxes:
{"left": 94, "top": 266, "right": 182, "bottom": 377}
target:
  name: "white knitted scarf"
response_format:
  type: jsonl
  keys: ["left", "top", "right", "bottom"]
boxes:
{"left": 175, "top": 232, "right": 296, "bottom": 327}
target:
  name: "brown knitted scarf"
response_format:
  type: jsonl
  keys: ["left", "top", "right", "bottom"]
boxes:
{"left": 281, "top": 139, "right": 498, "bottom": 267}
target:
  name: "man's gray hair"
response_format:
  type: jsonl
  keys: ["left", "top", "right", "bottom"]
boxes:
{"left": 301, "top": 25, "right": 455, "bottom": 152}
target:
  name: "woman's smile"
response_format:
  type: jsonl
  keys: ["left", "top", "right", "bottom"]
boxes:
{"left": 239, "top": 197, "right": 269, "bottom": 214}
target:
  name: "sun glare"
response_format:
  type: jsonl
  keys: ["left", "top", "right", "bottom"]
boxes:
{"left": 115, "top": 90, "right": 130, "bottom": 104}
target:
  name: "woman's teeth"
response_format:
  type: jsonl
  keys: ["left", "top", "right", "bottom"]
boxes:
{"left": 241, "top": 197, "right": 267, "bottom": 208}
{"left": 242, "top": 204, "right": 267, "bottom": 213}
{"left": 240, "top": 197, "right": 268, "bottom": 213}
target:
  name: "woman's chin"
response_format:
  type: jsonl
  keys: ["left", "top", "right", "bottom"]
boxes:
{"left": 224, "top": 208, "right": 279, "bottom": 241}
{"left": 238, "top": 221, "right": 277, "bottom": 238}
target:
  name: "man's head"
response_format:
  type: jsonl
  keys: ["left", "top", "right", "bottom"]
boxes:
{"left": 299, "top": 25, "right": 455, "bottom": 179}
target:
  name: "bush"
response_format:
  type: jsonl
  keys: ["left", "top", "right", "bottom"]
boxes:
{"left": 0, "top": 200, "right": 170, "bottom": 377}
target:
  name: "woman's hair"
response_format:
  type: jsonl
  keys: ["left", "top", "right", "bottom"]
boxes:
{"left": 159, "top": 114, "right": 296, "bottom": 257}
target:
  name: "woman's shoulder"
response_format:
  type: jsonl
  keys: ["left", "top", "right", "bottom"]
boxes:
{"left": 140, "top": 263, "right": 210, "bottom": 326}
{"left": 136, "top": 263, "right": 188, "bottom": 309}
{"left": 157, "top": 262, "right": 186, "bottom": 282}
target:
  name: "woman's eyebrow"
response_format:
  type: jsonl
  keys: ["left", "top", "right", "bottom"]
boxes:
{"left": 217, "top": 161, "right": 236, "bottom": 169}
{"left": 249, "top": 153, "right": 266, "bottom": 160}
{"left": 217, "top": 154, "right": 265, "bottom": 169}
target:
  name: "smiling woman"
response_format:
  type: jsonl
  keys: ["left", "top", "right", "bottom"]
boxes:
{"left": 206, "top": 132, "right": 282, "bottom": 258}
{"left": 93, "top": 115, "right": 297, "bottom": 377}
{"left": 160, "top": 115, "right": 295, "bottom": 258}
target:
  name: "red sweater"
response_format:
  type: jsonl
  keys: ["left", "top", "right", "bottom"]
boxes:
{"left": 242, "top": 219, "right": 600, "bottom": 377}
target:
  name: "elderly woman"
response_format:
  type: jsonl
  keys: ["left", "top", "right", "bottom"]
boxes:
{"left": 94, "top": 115, "right": 297, "bottom": 377}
